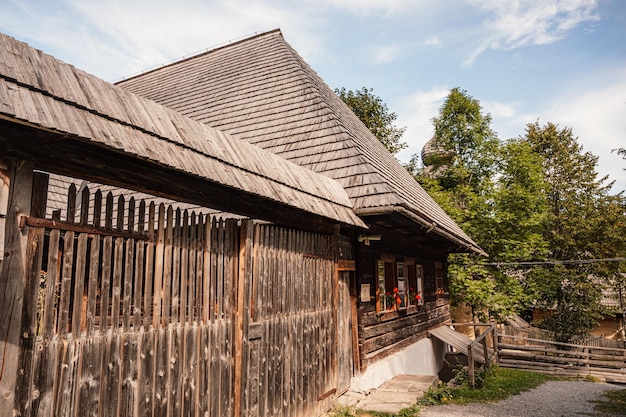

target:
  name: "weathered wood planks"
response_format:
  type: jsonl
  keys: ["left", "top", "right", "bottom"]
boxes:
{"left": 18, "top": 181, "right": 241, "bottom": 416}
{"left": 15, "top": 179, "right": 344, "bottom": 417}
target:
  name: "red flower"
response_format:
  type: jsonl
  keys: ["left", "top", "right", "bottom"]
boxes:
{"left": 396, "top": 297, "right": 402, "bottom": 305}
{"left": 393, "top": 287, "right": 398, "bottom": 293}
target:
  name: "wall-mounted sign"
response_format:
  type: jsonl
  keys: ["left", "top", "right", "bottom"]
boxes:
{"left": 337, "top": 259, "right": 356, "bottom": 271}
{"left": 360, "top": 284, "right": 371, "bottom": 302}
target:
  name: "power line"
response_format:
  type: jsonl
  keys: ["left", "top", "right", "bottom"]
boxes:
{"left": 483, "top": 257, "right": 626, "bottom": 267}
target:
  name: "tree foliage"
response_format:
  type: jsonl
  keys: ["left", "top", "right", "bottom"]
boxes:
{"left": 335, "top": 87, "right": 407, "bottom": 155}
{"left": 416, "top": 91, "right": 626, "bottom": 341}
{"left": 430, "top": 87, "right": 500, "bottom": 195}
{"left": 522, "top": 121, "right": 622, "bottom": 342}
{"left": 418, "top": 88, "right": 536, "bottom": 323}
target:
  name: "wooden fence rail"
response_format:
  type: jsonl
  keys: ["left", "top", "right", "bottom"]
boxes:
{"left": 497, "top": 334, "right": 626, "bottom": 383}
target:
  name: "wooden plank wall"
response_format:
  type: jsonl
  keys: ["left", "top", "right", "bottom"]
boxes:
{"left": 18, "top": 184, "right": 238, "bottom": 417}
{"left": 16, "top": 181, "right": 340, "bottom": 417}
{"left": 241, "top": 224, "right": 337, "bottom": 417}
{"left": 358, "top": 304, "right": 450, "bottom": 369}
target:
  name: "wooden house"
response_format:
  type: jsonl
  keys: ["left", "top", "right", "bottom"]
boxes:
{"left": 118, "top": 29, "right": 485, "bottom": 391}
{"left": 0, "top": 32, "right": 369, "bottom": 417}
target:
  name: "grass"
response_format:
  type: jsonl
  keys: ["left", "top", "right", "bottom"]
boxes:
{"left": 327, "top": 367, "right": 626, "bottom": 416}
{"left": 590, "top": 388, "right": 626, "bottom": 416}
{"left": 326, "top": 366, "right": 558, "bottom": 417}
{"left": 420, "top": 366, "right": 559, "bottom": 405}
{"left": 326, "top": 405, "right": 420, "bottom": 417}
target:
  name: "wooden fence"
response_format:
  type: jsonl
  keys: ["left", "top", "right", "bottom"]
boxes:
{"left": 501, "top": 323, "right": 625, "bottom": 349}
{"left": 14, "top": 181, "right": 341, "bottom": 417}
{"left": 497, "top": 334, "right": 626, "bottom": 383}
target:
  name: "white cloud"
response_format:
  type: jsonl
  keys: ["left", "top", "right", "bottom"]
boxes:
{"left": 425, "top": 36, "right": 441, "bottom": 46}
{"left": 395, "top": 86, "right": 450, "bottom": 163}
{"left": 67, "top": 0, "right": 325, "bottom": 79}
{"left": 0, "top": 0, "right": 326, "bottom": 80}
{"left": 463, "top": 0, "right": 599, "bottom": 65}
{"left": 374, "top": 45, "right": 402, "bottom": 64}
{"left": 541, "top": 69, "right": 626, "bottom": 192}
{"left": 312, "top": 0, "right": 427, "bottom": 17}
{"left": 483, "top": 100, "right": 517, "bottom": 119}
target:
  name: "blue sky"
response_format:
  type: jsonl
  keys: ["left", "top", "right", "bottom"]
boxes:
{"left": 1, "top": 0, "right": 625, "bottom": 191}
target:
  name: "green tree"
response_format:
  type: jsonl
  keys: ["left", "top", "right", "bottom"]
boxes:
{"left": 429, "top": 87, "right": 499, "bottom": 195}
{"left": 335, "top": 87, "right": 407, "bottom": 155}
{"left": 523, "top": 121, "right": 612, "bottom": 342}
{"left": 418, "top": 88, "right": 541, "bottom": 323}
{"left": 486, "top": 139, "right": 549, "bottom": 262}
{"left": 586, "top": 193, "right": 626, "bottom": 343}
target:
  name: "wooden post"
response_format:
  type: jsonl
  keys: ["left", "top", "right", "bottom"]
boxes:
{"left": 493, "top": 328, "right": 499, "bottom": 364}
{"left": 467, "top": 344, "right": 475, "bottom": 389}
{"left": 0, "top": 159, "right": 34, "bottom": 417}
{"left": 481, "top": 334, "right": 490, "bottom": 368}
{"left": 234, "top": 220, "right": 253, "bottom": 417}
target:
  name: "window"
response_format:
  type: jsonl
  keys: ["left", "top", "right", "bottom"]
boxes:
{"left": 376, "top": 257, "right": 424, "bottom": 312}
{"left": 435, "top": 261, "right": 445, "bottom": 306}
{"left": 408, "top": 264, "right": 424, "bottom": 307}
{"left": 377, "top": 260, "right": 395, "bottom": 311}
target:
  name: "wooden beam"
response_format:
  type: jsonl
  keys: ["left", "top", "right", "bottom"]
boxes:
{"left": 233, "top": 220, "right": 252, "bottom": 417}
{"left": 20, "top": 216, "right": 151, "bottom": 240}
{"left": 0, "top": 159, "right": 34, "bottom": 417}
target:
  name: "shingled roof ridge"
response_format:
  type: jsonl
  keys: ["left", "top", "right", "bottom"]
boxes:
{"left": 119, "top": 28, "right": 284, "bottom": 84}
{"left": 266, "top": 32, "right": 394, "bottom": 192}
{"left": 115, "top": 29, "right": 482, "bottom": 254}
{"left": 266, "top": 32, "right": 483, "bottom": 253}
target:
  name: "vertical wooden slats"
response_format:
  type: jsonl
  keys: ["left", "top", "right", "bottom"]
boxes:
{"left": 133, "top": 201, "right": 146, "bottom": 328}
{"left": 22, "top": 182, "right": 341, "bottom": 417}
{"left": 111, "top": 237, "right": 123, "bottom": 329}
{"left": 42, "top": 228, "right": 60, "bottom": 338}
{"left": 86, "top": 234, "right": 101, "bottom": 335}
{"left": 171, "top": 209, "right": 181, "bottom": 325}
{"left": 71, "top": 233, "right": 88, "bottom": 335}
{"left": 153, "top": 204, "right": 165, "bottom": 328}
{"left": 17, "top": 225, "right": 45, "bottom": 416}
{"left": 143, "top": 203, "right": 155, "bottom": 329}
{"left": 161, "top": 206, "right": 173, "bottom": 328}
{"left": 58, "top": 231, "right": 75, "bottom": 335}
{"left": 100, "top": 236, "right": 112, "bottom": 331}
{"left": 238, "top": 224, "right": 337, "bottom": 417}
{"left": 179, "top": 211, "right": 189, "bottom": 325}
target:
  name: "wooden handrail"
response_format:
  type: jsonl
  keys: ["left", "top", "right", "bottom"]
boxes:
{"left": 467, "top": 323, "right": 496, "bottom": 388}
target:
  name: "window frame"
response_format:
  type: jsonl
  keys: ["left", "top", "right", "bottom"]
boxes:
{"left": 376, "top": 256, "right": 425, "bottom": 313}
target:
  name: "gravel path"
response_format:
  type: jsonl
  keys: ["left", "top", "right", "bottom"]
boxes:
{"left": 419, "top": 381, "right": 623, "bottom": 417}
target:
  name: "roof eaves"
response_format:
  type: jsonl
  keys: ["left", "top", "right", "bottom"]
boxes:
{"left": 355, "top": 205, "right": 487, "bottom": 257}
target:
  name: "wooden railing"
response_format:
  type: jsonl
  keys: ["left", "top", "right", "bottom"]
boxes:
{"left": 497, "top": 334, "right": 626, "bottom": 383}
{"left": 453, "top": 323, "right": 498, "bottom": 388}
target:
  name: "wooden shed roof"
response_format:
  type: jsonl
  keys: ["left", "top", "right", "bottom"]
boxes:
{"left": 118, "top": 29, "right": 484, "bottom": 255}
{"left": 0, "top": 32, "right": 366, "bottom": 230}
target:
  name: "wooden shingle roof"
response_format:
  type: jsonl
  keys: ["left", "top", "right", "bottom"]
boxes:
{"left": 0, "top": 32, "right": 366, "bottom": 229}
{"left": 119, "top": 29, "right": 484, "bottom": 255}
